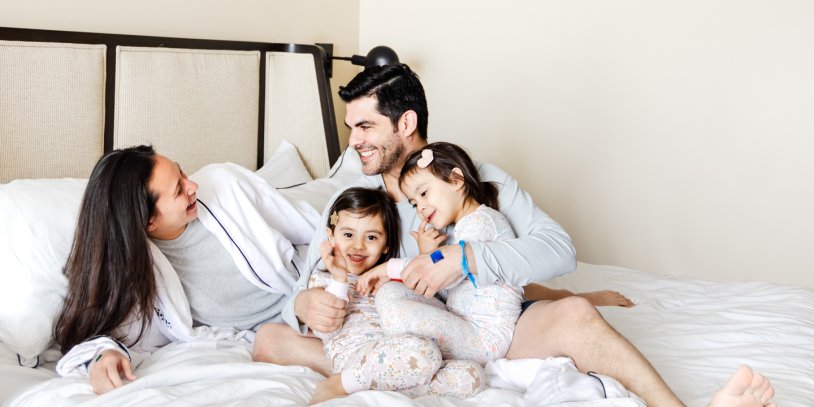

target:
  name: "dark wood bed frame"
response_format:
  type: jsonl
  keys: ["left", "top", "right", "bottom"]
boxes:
{"left": 0, "top": 26, "right": 341, "bottom": 169}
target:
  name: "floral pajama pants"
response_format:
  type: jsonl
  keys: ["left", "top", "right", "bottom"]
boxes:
{"left": 315, "top": 273, "right": 484, "bottom": 398}
{"left": 375, "top": 281, "right": 523, "bottom": 365}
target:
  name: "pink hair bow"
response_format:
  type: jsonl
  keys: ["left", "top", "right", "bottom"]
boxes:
{"left": 417, "top": 149, "right": 434, "bottom": 168}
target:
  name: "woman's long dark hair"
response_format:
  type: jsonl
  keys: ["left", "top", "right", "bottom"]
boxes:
{"left": 399, "top": 142, "right": 499, "bottom": 210}
{"left": 326, "top": 187, "right": 400, "bottom": 265}
{"left": 54, "top": 145, "right": 159, "bottom": 354}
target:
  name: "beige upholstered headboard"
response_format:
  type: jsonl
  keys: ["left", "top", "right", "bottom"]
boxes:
{"left": 0, "top": 27, "right": 339, "bottom": 183}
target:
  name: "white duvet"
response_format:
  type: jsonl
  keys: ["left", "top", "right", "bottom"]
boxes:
{"left": 4, "top": 263, "right": 813, "bottom": 406}
{"left": 7, "top": 340, "right": 641, "bottom": 407}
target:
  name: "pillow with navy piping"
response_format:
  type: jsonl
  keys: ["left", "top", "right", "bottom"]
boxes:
{"left": 277, "top": 146, "right": 362, "bottom": 213}
{"left": 255, "top": 140, "right": 313, "bottom": 189}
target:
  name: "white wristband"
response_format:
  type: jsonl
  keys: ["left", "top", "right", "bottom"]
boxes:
{"left": 325, "top": 278, "right": 350, "bottom": 302}
{"left": 386, "top": 258, "right": 409, "bottom": 279}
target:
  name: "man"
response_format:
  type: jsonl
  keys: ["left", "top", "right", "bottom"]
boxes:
{"left": 256, "top": 64, "right": 775, "bottom": 407}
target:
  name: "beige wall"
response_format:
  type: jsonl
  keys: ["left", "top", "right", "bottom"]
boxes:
{"left": 0, "top": 0, "right": 358, "bottom": 146}
{"left": 3, "top": 1, "right": 812, "bottom": 286}
{"left": 360, "top": 0, "right": 814, "bottom": 287}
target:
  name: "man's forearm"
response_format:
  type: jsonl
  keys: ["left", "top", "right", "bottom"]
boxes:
{"left": 283, "top": 289, "right": 309, "bottom": 335}
{"left": 470, "top": 230, "right": 576, "bottom": 286}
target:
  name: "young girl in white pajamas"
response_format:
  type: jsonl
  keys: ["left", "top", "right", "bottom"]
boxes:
{"left": 356, "top": 141, "right": 524, "bottom": 364}
{"left": 308, "top": 187, "right": 485, "bottom": 404}
{"left": 357, "top": 142, "right": 632, "bottom": 365}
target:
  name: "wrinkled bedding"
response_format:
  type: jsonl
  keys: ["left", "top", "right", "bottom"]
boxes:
{"left": 4, "top": 263, "right": 812, "bottom": 406}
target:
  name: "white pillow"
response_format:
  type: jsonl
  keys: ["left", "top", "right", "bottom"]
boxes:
{"left": 278, "top": 146, "right": 363, "bottom": 213}
{"left": 325, "top": 144, "right": 362, "bottom": 179}
{"left": 255, "top": 140, "right": 313, "bottom": 188}
{"left": 0, "top": 179, "right": 87, "bottom": 366}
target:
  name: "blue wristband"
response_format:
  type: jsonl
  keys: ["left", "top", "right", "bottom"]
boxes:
{"left": 459, "top": 240, "right": 477, "bottom": 288}
{"left": 430, "top": 250, "right": 445, "bottom": 264}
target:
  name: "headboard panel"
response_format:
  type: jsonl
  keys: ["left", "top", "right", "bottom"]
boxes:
{"left": 0, "top": 40, "right": 106, "bottom": 181}
{"left": 0, "top": 27, "right": 339, "bottom": 183}
{"left": 265, "top": 51, "right": 333, "bottom": 178}
{"left": 113, "top": 46, "right": 261, "bottom": 173}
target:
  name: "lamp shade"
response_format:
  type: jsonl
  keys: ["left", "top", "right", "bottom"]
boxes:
{"left": 364, "top": 46, "right": 399, "bottom": 67}
{"left": 326, "top": 45, "right": 400, "bottom": 78}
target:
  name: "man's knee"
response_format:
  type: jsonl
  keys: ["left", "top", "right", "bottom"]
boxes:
{"left": 552, "top": 296, "right": 602, "bottom": 324}
{"left": 524, "top": 296, "right": 602, "bottom": 327}
{"left": 510, "top": 297, "right": 608, "bottom": 360}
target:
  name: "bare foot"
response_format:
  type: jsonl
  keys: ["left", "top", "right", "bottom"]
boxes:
{"left": 707, "top": 365, "right": 776, "bottom": 407}
{"left": 309, "top": 373, "right": 348, "bottom": 405}
{"left": 576, "top": 290, "right": 635, "bottom": 307}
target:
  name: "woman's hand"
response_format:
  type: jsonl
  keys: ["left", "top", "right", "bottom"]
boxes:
{"left": 356, "top": 263, "right": 390, "bottom": 296}
{"left": 89, "top": 349, "right": 137, "bottom": 394}
{"left": 320, "top": 240, "right": 348, "bottom": 283}
{"left": 411, "top": 220, "right": 447, "bottom": 255}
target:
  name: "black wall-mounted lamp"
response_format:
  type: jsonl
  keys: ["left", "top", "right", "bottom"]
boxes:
{"left": 317, "top": 43, "right": 400, "bottom": 78}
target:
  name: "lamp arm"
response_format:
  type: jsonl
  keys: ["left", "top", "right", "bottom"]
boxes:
{"left": 316, "top": 44, "right": 400, "bottom": 78}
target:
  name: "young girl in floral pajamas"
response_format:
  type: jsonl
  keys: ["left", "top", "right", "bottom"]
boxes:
{"left": 357, "top": 142, "right": 632, "bottom": 366}
{"left": 308, "top": 187, "right": 485, "bottom": 404}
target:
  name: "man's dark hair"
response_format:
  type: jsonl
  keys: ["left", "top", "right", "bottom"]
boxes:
{"left": 338, "top": 64, "right": 428, "bottom": 140}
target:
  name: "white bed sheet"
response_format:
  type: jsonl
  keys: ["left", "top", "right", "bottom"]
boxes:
{"left": 4, "top": 263, "right": 812, "bottom": 406}
{"left": 546, "top": 263, "right": 814, "bottom": 407}
{"left": 0, "top": 343, "right": 56, "bottom": 406}
{"left": 7, "top": 339, "right": 643, "bottom": 407}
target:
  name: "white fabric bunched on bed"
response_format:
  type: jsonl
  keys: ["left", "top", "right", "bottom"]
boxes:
{"left": 193, "top": 163, "right": 320, "bottom": 295}
{"left": 486, "top": 357, "right": 645, "bottom": 406}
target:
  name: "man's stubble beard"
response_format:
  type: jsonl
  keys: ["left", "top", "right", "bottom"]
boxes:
{"left": 363, "top": 132, "right": 404, "bottom": 176}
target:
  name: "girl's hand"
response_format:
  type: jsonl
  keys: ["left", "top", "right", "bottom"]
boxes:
{"left": 320, "top": 240, "right": 348, "bottom": 283}
{"left": 89, "top": 349, "right": 137, "bottom": 394}
{"left": 411, "top": 220, "right": 447, "bottom": 255}
{"left": 356, "top": 263, "right": 390, "bottom": 296}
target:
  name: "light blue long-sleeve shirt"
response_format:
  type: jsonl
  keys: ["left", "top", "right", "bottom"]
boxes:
{"left": 282, "top": 161, "right": 577, "bottom": 334}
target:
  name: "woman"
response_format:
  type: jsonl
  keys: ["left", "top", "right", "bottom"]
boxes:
{"left": 54, "top": 145, "right": 319, "bottom": 394}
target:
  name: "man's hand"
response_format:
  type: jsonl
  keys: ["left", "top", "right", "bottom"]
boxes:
{"left": 401, "top": 243, "right": 464, "bottom": 298}
{"left": 410, "top": 220, "right": 447, "bottom": 255}
{"left": 356, "top": 262, "right": 390, "bottom": 296}
{"left": 89, "top": 349, "right": 137, "bottom": 395}
{"left": 294, "top": 287, "right": 347, "bottom": 333}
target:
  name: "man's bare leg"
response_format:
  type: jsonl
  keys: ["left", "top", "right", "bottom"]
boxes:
{"left": 252, "top": 322, "right": 332, "bottom": 377}
{"left": 523, "top": 283, "right": 634, "bottom": 307}
{"left": 510, "top": 298, "right": 776, "bottom": 407}
{"left": 576, "top": 290, "right": 635, "bottom": 307}
{"left": 507, "top": 297, "right": 683, "bottom": 406}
